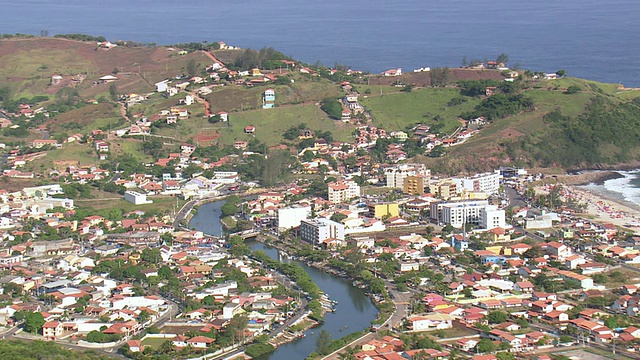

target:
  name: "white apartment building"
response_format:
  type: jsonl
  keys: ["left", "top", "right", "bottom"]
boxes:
{"left": 277, "top": 205, "right": 311, "bottom": 231}
{"left": 442, "top": 202, "right": 487, "bottom": 228}
{"left": 430, "top": 200, "right": 489, "bottom": 224}
{"left": 327, "top": 180, "right": 360, "bottom": 204}
{"left": 385, "top": 164, "right": 431, "bottom": 188}
{"left": 437, "top": 201, "right": 505, "bottom": 229}
{"left": 299, "top": 218, "right": 345, "bottom": 246}
{"left": 453, "top": 171, "right": 502, "bottom": 194}
{"left": 480, "top": 205, "right": 506, "bottom": 230}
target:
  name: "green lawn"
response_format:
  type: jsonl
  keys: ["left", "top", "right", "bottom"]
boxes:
{"left": 25, "top": 142, "right": 98, "bottom": 171}
{"left": 77, "top": 195, "right": 186, "bottom": 214}
{"left": 140, "top": 337, "right": 169, "bottom": 350}
{"left": 215, "top": 103, "right": 355, "bottom": 146}
{"left": 359, "top": 87, "right": 481, "bottom": 134}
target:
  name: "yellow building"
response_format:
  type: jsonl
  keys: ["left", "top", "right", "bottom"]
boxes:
{"left": 433, "top": 180, "right": 458, "bottom": 200}
{"left": 368, "top": 203, "right": 400, "bottom": 219}
{"left": 403, "top": 175, "right": 425, "bottom": 195}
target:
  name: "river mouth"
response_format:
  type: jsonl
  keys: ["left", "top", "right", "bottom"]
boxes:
{"left": 189, "top": 200, "right": 379, "bottom": 360}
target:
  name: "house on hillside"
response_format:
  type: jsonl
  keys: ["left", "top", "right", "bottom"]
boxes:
{"left": 263, "top": 89, "right": 275, "bottom": 109}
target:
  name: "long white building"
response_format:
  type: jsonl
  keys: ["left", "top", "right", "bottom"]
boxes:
{"left": 453, "top": 171, "right": 501, "bottom": 195}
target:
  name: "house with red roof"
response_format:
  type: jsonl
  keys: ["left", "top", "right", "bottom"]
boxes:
{"left": 187, "top": 335, "right": 215, "bottom": 348}
{"left": 42, "top": 320, "right": 63, "bottom": 340}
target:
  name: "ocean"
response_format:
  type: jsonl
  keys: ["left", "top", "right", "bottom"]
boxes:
{"left": 581, "top": 171, "right": 640, "bottom": 208}
{"left": 1, "top": 0, "right": 639, "bottom": 86}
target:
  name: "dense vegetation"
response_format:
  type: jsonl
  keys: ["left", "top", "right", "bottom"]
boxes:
{"left": 518, "top": 96, "right": 640, "bottom": 166}
{"left": 461, "top": 93, "right": 534, "bottom": 120}
{"left": 245, "top": 343, "right": 275, "bottom": 358}
{"left": 0, "top": 340, "right": 112, "bottom": 360}
{"left": 251, "top": 250, "right": 321, "bottom": 299}
{"left": 232, "top": 47, "right": 293, "bottom": 70}
{"left": 53, "top": 34, "right": 107, "bottom": 42}
{"left": 320, "top": 97, "right": 343, "bottom": 120}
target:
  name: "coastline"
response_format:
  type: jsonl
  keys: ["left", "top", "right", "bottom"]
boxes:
{"left": 564, "top": 185, "right": 640, "bottom": 230}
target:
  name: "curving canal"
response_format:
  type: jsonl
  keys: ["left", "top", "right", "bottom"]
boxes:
{"left": 190, "top": 200, "right": 378, "bottom": 359}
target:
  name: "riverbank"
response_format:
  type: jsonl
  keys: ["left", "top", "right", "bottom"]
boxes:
{"left": 254, "top": 236, "right": 390, "bottom": 323}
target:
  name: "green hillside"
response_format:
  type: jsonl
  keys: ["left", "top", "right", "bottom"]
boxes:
{"left": 1, "top": 37, "right": 639, "bottom": 173}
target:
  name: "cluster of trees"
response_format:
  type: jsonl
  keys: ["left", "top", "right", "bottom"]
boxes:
{"left": 86, "top": 330, "right": 121, "bottom": 343}
{"left": 244, "top": 343, "right": 275, "bottom": 358}
{"left": 251, "top": 250, "right": 321, "bottom": 299}
{"left": 141, "top": 138, "right": 167, "bottom": 159}
{"left": 320, "top": 97, "right": 343, "bottom": 120}
{"left": 54, "top": 34, "right": 107, "bottom": 42}
{"left": 171, "top": 41, "right": 220, "bottom": 52}
{"left": 235, "top": 150, "right": 294, "bottom": 187}
{"left": 462, "top": 93, "right": 534, "bottom": 121}
{"left": 232, "top": 47, "right": 292, "bottom": 70}
{"left": 430, "top": 67, "right": 451, "bottom": 87}
{"left": 532, "top": 97, "right": 640, "bottom": 166}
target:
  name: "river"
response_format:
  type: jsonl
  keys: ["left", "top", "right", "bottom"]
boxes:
{"left": 189, "top": 200, "right": 379, "bottom": 359}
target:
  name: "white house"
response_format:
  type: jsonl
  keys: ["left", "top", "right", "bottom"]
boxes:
{"left": 407, "top": 313, "right": 454, "bottom": 331}
{"left": 124, "top": 191, "right": 152, "bottom": 205}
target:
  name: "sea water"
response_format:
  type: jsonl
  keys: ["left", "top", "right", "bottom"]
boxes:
{"left": 0, "top": 0, "right": 639, "bottom": 86}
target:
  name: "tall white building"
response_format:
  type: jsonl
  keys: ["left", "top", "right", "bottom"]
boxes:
{"left": 385, "top": 164, "right": 430, "bottom": 188}
{"left": 327, "top": 180, "right": 360, "bottom": 204}
{"left": 480, "top": 205, "right": 506, "bottom": 230}
{"left": 277, "top": 206, "right": 311, "bottom": 231}
{"left": 435, "top": 200, "right": 505, "bottom": 229}
{"left": 441, "top": 202, "right": 488, "bottom": 228}
{"left": 299, "top": 218, "right": 345, "bottom": 246}
{"left": 453, "top": 171, "right": 502, "bottom": 195}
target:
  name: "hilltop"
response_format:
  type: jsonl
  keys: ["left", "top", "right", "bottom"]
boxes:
{"left": 0, "top": 36, "right": 639, "bottom": 176}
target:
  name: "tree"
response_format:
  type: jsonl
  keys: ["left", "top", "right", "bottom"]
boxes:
{"left": 565, "top": 85, "right": 581, "bottom": 94}
{"left": 330, "top": 212, "right": 348, "bottom": 223}
{"left": 487, "top": 311, "right": 508, "bottom": 324}
{"left": 320, "top": 98, "right": 343, "bottom": 120}
{"left": 556, "top": 69, "right": 567, "bottom": 77}
{"left": 24, "top": 312, "right": 45, "bottom": 333}
{"left": 476, "top": 338, "right": 496, "bottom": 353}
{"left": 187, "top": 59, "right": 199, "bottom": 77}
{"left": 316, "top": 329, "right": 332, "bottom": 355}
{"left": 109, "top": 83, "right": 118, "bottom": 101}
{"left": 496, "top": 352, "right": 515, "bottom": 360}
{"left": 496, "top": 53, "right": 509, "bottom": 65}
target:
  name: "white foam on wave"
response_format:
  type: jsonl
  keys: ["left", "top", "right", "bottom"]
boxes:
{"left": 603, "top": 170, "right": 640, "bottom": 206}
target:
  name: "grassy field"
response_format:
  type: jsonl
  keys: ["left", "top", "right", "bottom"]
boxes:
{"left": 24, "top": 142, "right": 98, "bottom": 172}
{"left": 215, "top": 103, "right": 355, "bottom": 146}
{"left": 140, "top": 337, "right": 168, "bottom": 350}
{"left": 359, "top": 87, "right": 481, "bottom": 134}
{"left": 75, "top": 195, "right": 186, "bottom": 214}
{"left": 206, "top": 76, "right": 341, "bottom": 114}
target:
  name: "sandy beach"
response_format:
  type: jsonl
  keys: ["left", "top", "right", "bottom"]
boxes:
{"left": 563, "top": 186, "right": 640, "bottom": 230}
{"left": 533, "top": 182, "right": 640, "bottom": 231}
